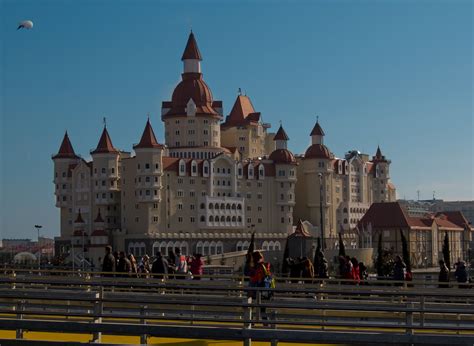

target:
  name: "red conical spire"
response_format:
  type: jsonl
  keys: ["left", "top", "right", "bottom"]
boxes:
{"left": 91, "top": 126, "right": 118, "bottom": 155}
{"left": 181, "top": 31, "right": 202, "bottom": 61}
{"left": 94, "top": 208, "right": 104, "bottom": 223}
{"left": 53, "top": 131, "right": 79, "bottom": 159}
{"left": 274, "top": 125, "right": 289, "bottom": 141}
{"left": 74, "top": 209, "right": 85, "bottom": 224}
{"left": 133, "top": 119, "right": 164, "bottom": 149}
{"left": 310, "top": 119, "right": 325, "bottom": 136}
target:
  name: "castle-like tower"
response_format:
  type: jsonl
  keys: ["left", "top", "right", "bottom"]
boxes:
{"left": 52, "top": 32, "right": 396, "bottom": 266}
{"left": 294, "top": 120, "right": 396, "bottom": 243}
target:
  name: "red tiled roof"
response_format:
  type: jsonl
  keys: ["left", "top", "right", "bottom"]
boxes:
{"left": 73, "top": 230, "right": 87, "bottom": 236}
{"left": 221, "top": 95, "right": 261, "bottom": 128}
{"left": 304, "top": 144, "right": 332, "bottom": 159}
{"left": 310, "top": 121, "right": 325, "bottom": 136}
{"left": 269, "top": 149, "right": 297, "bottom": 165}
{"left": 243, "top": 161, "right": 276, "bottom": 178}
{"left": 358, "top": 202, "right": 410, "bottom": 228}
{"left": 433, "top": 215, "right": 464, "bottom": 230}
{"left": 91, "top": 229, "right": 108, "bottom": 237}
{"left": 274, "top": 126, "right": 289, "bottom": 141}
{"left": 435, "top": 211, "right": 469, "bottom": 228}
{"left": 91, "top": 127, "right": 119, "bottom": 155}
{"left": 53, "top": 131, "right": 79, "bottom": 160}
{"left": 289, "top": 219, "right": 312, "bottom": 238}
{"left": 181, "top": 32, "right": 202, "bottom": 61}
{"left": 134, "top": 119, "right": 164, "bottom": 149}
{"left": 74, "top": 209, "right": 85, "bottom": 224}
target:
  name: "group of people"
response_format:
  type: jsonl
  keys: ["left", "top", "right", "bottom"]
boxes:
{"left": 338, "top": 255, "right": 369, "bottom": 283}
{"left": 438, "top": 258, "right": 471, "bottom": 288}
{"left": 101, "top": 245, "right": 204, "bottom": 280}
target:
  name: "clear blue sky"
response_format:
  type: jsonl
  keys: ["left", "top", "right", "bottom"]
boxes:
{"left": 1, "top": 0, "right": 472, "bottom": 239}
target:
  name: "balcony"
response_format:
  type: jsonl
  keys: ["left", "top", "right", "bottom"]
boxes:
{"left": 137, "top": 194, "right": 161, "bottom": 203}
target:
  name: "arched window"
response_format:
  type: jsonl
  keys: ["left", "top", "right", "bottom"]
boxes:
{"left": 210, "top": 241, "right": 217, "bottom": 255}
{"left": 258, "top": 164, "right": 265, "bottom": 179}
{"left": 196, "top": 241, "right": 203, "bottom": 255}
{"left": 220, "top": 203, "right": 225, "bottom": 210}
{"left": 236, "top": 241, "right": 243, "bottom": 252}
{"left": 268, "top": 241, "right": 275, "bottom": 251}
{"left": 238, "top": 216, "right": 242, "bottom": 223}
{"left": 226, "top": 203, "right": 231, "bottom": 210}
{"left": 200, "top": 203, "right": 205, "bottom": 209}
{"left": 179, "top": 159, "right": 186, "bottom": 176}
{"left": 167, "top": 241, "right": 174, "bottom": 255}
{"left": 344, "top": 218, "right": 348, "bottom": 224}
{"left": 216, "top": 241, "right": 224, "bottom": 255}
{"left": 200, "top": 215, "right": 206, "bottom": 222}
{"left": 159, "top": 241, "right": 167, "bottom": 256}
{"left": 152, "top": 241, "right": 160, "bottom": 256}
{"left": 343, "top": 208, "right": 348, "bottom": 213}
{"left": 180, "top": 241, "right": 188, "bottom": 255}
{"left": 237, "top": 204, "right": 242, "bottom": 210}
{"left": 191, "top": 160, "right": 198, "bottom": 176}
{"left": 232, "top": 204, "right": 236, "bottom": 210}
{"left": 215, "top": 203, "right": 219, "bottom": 209}
{"left": 209, "top": 215, "right": 214, "bottom": 222}
{"left": 237, "top": 163, "right": 243, "bottom": 178}
{"left": 203, "top": 241, "right": 210, "bottom": 255}
{"left": 242, "top": 241, "right": 250, "bottom": 251}
{"left": 262, "top": 241, "right": 269, "bottom": 251}
{"left": 203, "top": 160, "right": 210, "bottom": 177}
{"left": 248, "top": 165, "right": 254, "bottom": 179}
{"left": 232, "top": 216, "right": 236, "bottom": 222}
{"left": 226, "top": 216, "right": 231, "bottom": 222}
{"left": 274, "top": 241, "right": 281, "bottom": 251}
{"left": 208, "top": 203, "right": 213, "bottom": 209}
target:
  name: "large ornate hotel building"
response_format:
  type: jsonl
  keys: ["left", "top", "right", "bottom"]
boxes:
{"left": 52, "top": 33, "right": 396, "bottom": 266}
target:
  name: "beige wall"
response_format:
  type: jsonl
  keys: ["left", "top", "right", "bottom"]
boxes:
{"left": 164, "top": 117, "right": 221, "bottom": 149}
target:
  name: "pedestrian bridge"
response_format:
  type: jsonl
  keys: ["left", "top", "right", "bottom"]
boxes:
{"left": 0, "top": 269, "right": 473, "bottom": 345}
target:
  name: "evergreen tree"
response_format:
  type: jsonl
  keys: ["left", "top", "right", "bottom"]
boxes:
{"left": 313, "top": 237, "right": 321, "bottom": 272}
{"left": 400, "top": 229, "right": 411, "bottom": 273}
{"left": 281, "top": 238, "right": 290, "bottom": 275}
{"left": 376, "top": 232, "right": 384, "bottom": 277}
{"left": 442, "top": 232, "right": 451, "bottom": 270}
{"left": 338, "top": 232, "right": 346, "bottom": 257}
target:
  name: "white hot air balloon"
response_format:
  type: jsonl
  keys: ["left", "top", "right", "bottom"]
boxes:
{"left": 17, "top": 20, "right": 33, "bottom": 30}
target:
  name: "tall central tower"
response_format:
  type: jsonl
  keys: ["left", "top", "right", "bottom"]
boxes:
{"left": 161, "top": 32, "right": 224, "bottom": 160}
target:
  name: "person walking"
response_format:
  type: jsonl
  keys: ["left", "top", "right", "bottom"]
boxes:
{"left": 117, "top": 251, "right": 132, "bottom": 277}
{"left": 128, "top": 254, "right": 138, "bottom": 276}
{"left": 102, "top": 246, "right": 116, "bottom": 276}
{"left": 138, "top": 255, "right": 151, "bottom": 277}
{"left": 301, "top": 258, "right": 315, "bottom": 281}
{"left": 455, "top": 261, "right": 469, "bottom": 288}
{"left": 351, "top": 257, "right": 360, "bottom": 284}
{"left": 438, "top": 259, "right": 450, "bottom": 288}
{"left": 247, "top": 251, "right": 273, "bottom": 324}
{"left": 393, "top": 255, "right": 406, "bottom": 285}
{"left": 151, "top": 251, "right": 168, "bottom": 279}
{"left": 358, "top": 262, "right": 368, "bottom": 283}
{"left": 174, "top": 248, "right": 188, "bottom": 279}
{"left": 189, "top": 254, "right": 204, "bottom": 280}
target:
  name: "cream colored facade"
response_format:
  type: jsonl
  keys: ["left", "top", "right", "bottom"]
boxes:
{"left": 52, "top": 32, "right": 397, "bottom": 266}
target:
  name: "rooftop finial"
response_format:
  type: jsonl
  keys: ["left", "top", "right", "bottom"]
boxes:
{"left": 316, "top": 115, "right": 319, "bottom": 123}
{"left": 103, "top": 116, "right": 107, "bottom": 128}
{"left": 238, "top": 87, "right": 242, "bottom": 96}
{"left": 279, "top": 120, "right": 282, "bottom": 127}
{"left": 147, "top": 112, "right": 150, "bottom": 121}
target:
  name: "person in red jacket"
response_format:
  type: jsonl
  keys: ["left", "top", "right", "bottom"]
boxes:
{"left": 189, "top": 254, "right": 204, "bottom": 280}
{"left": 351, "top": 257, "right": 360, "bottom": 284}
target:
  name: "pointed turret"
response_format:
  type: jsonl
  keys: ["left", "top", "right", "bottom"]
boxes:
{"left": 274, "top": 125, "right": 289, "bottom": 149}
{"left": 94, "top": 208, "right": 104, "bottom": 223}
{"left": 181, "top": 31, "right": 202, "bottom": 74}
{"left": 74, "top": 209, "right": 85, "bottom": 224}
{"left": 181, "top": 31, "right": 202, "bottom": 61}
{"left": 91, "top": 126, "right": 119, "bottom": 155}
{"left": 53, "top": 131, "right": 79, "bottom": 159}
{"left": 134, "top": 119, "right": 164, "bottom": 149}
{"left": 372, "top": 145, "right": 387, "bottom": 162}
{"left": 310, "top": 119, "right": 325, "bottom": 145}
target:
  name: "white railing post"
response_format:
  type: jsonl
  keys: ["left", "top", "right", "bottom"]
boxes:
{"left": 15, "top": 300, "right": 25, "bottom": 339}
{"left": 91, "top": 288, "right": 103, "bottom": 343}
{"left": 140, "top": 304, "right": 148, "bottom": 344}
{"left": 244, "top": 296, "right": 252, "bottom": 346}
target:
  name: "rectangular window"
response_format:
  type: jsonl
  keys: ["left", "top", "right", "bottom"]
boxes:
{"left": 178, "top": 203, "right": 183, "bottom": 210}
{"left": 177, "top": 190, "right": 184, "bottom": 197}
{"left": 178, "top": 216, "right": 183, "bottom": 223}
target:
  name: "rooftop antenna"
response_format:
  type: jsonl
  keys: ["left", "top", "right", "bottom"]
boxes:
{"left": 417, "top": 190, "right": 420, "bottom": 201}
{"left": 433, "top": 191, "right": 436, "bottom": 200}
{"left": 238, "top": 87, "right": 242, "bottom": 96}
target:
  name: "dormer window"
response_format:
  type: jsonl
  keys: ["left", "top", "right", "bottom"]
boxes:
{"left": 258, "top": 164, "right": 265, "bottom": 179}
{"left": 248, "top": 165, "right": 254, "bottom": 179}
{"left": 179, "top": 159, "right": 186, "bottom": 176}
{"left": 191, "top": 160, "right": 198, "bottom": 176}
{"left": 186, "top": 98, "right": 196, "bottom": 116}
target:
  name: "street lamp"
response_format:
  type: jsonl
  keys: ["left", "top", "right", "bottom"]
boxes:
{"left": 318, "top": 173, "right": 325, "bottom": 251}
{"left": 34, "top": 225, "right": 42, "bottom": 271}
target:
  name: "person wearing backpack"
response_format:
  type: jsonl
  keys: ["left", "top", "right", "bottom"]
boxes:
{"left": 174, "top": 247, "right": 188, "bottom": 279}
{"left": 248, "top": 251, "right": 274, "bottom": 325}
